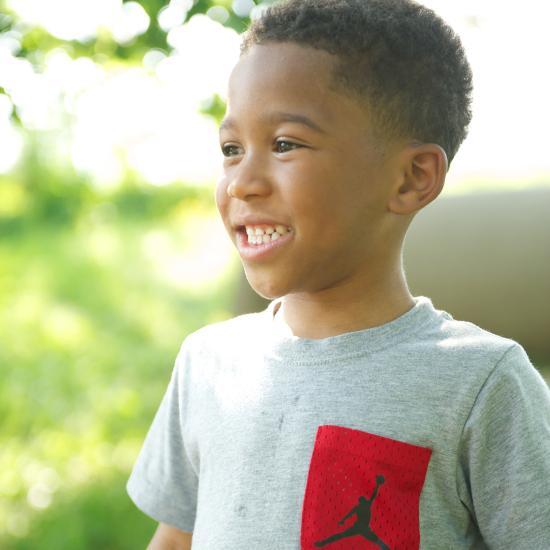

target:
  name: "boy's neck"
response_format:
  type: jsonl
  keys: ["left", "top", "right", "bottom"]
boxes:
{"left": 275, "top": 270, "right": 415, "bottom": 340}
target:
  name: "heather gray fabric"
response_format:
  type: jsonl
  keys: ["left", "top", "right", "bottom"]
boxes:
{"left": 127, "top": 295, "right": 550, "bottom": 549}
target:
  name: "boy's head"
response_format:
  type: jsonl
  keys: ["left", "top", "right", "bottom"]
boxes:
{"left": 242, "top": 0, "right": 473, "bottom": 165}
{"left": 216, "top": 0, "right": 473, "bottom": 302}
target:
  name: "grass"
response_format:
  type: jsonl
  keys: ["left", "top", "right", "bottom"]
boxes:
{"left": 0, "top": 189, "right": 240, "bottom": 548}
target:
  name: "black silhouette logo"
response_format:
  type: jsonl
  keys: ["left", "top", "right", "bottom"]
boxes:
{"left": 314, "top": 474, "right": 390, "bottom": 549}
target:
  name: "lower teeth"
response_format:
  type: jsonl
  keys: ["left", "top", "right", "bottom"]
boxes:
{"left": 249, "top": 231, "right": 282, "bottom": 245}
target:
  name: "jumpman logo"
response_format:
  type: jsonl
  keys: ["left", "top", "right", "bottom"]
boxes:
{"left": 314, "top": 474, "right": 390, "bottom": 549}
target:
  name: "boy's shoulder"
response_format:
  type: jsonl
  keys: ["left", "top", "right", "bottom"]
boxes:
{"left": 177, "top": 308, "right": 266, "bottom": 355}
{"left": 191, "top": 309, "right": 264, "bottom": 337}
{"left": 433, "top": 311, "right": 520, "bottom": 354}
{"left": 414, "top": 304, "right": 529, "bottom": 379}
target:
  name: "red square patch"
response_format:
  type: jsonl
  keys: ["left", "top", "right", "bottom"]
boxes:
{"left": 301, "top": 425, "right": 432, "bottom": 549}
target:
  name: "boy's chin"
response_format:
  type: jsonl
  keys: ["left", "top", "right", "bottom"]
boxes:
{"left": 244, "top": 271, "right": 288, "bottom": 301}
{"left": 250, "top": 285, "right": 286, "bottom": 302}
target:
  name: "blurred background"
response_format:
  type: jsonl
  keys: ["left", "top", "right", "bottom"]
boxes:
{"left": 0, "top": 0, "right": 548, "bottom": 547}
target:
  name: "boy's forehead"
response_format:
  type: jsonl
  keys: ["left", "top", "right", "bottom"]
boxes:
{"left": 225, "top": 42, "right": 358, "bottom": 130}
{"left": 230, "top": 42, "right": 336, "bottom": 91}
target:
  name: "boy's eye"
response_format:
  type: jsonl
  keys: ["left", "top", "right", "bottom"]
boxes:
{"left": 275, "top": 139, "right": 301, "bottom": 153}
{"left": 221, "top": 143, "right": 242, "bottom": 157}
{"left": 221, "top": 139, "right": 302, "bottom": 157}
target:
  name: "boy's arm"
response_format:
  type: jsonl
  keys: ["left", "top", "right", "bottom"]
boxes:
{"left": 457, "top": 343, "right": 550, "bottom": 547}
{"left": 127, "top": 338, "right": 199, "bottom": 541}
{"left": 147, "top": 523, "right": 192, "bottom": 550}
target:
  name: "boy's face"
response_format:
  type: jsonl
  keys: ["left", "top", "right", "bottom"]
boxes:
{"left": 216, "top": 42, "right": 403, "bottom": 300}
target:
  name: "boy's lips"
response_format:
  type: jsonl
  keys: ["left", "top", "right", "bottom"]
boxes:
{"left": 235, "top": 226, "right": 294, "bottom": 261}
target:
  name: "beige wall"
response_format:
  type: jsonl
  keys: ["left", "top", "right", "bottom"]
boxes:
{"left": 404, "top": 187, "right": 550, "bottom": 362}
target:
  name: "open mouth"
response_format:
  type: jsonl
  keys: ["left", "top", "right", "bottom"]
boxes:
{"left": 235, "top": 225, "right": 294, "bottom": 260}
{"left": 237, "top": 224, "right": 293, "bottom": 246}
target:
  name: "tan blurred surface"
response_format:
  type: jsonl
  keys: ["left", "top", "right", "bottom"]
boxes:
{"left": 405, "top": 187, "right": 550, "bottom": 362}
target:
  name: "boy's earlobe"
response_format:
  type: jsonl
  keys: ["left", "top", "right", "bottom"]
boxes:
{"left": 388, "top": 143, "right": 448, "bottom": 215}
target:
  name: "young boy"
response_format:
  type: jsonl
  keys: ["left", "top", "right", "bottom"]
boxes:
{"left": 127, "top": 0, "right": 550, "bottom": 548}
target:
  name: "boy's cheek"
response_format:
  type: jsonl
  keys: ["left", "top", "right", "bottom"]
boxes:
{"left": 214, "top": 179, "right": 230, "bottom": 217}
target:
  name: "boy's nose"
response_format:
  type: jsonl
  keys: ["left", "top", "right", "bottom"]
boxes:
{"left": 227, "top": 155, "right": 271, "bottom": 200}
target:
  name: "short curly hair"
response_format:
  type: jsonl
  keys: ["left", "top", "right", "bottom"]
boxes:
{"left": 241, "top": 0, "right": 473, "bottom": 164}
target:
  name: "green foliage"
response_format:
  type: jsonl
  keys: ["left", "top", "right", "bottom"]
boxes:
{"left": 4, "top": 474, "right": 157, "bottom": 550}
{"left": 0, "top": 166, "right": 240, "bottom": 546}
{"left": 199, "top": 92, "right": 228, "bottom": 126}
{"left": 0, "top": 1, "right": 238, "bottom": 546}
{"left": 0, "top": 2, "right": 247, "bottom": 543}
{"left": 0, "top": 1, "right": 263, "bottom": 65}
{"left": 187, "top": 0, "right": 251, "bottom": 33}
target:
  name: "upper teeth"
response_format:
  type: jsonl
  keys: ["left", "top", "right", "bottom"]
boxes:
{"left": 245, "top": 225, "right": 292, "bottom": 244}
{"left": 245, "top": 225, "right": 290, "bottom": 236}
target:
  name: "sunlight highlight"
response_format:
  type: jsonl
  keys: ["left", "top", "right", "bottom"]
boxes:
{"left": 141, "top": 214, "right": 234, "bottom": 293}
{"left": 8, "top": 0, "right": 149, "bottom": 44}
{"left": 3, "top": 2, "right": 548, "bottom": 186}
{"left": 421, "top": 0, "right": 550, "bottom": 190}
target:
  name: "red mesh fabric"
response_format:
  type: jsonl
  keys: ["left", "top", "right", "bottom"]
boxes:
{"left": 301, "top": 425, "right": 432, "bottom": 549}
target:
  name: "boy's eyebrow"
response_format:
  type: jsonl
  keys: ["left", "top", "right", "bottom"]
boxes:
{"left": 219, "top": 111, "right": 327, "bottom": 134}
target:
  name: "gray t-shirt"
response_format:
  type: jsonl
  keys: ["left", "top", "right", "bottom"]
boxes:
{"left": 127, "top": 295, "right": 550, "bottom": 549}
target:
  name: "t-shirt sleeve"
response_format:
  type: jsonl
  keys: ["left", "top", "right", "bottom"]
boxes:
{"left": 457, "top": 343, "right": 550, "bottom": 548}
{"left": 126, "top": 338, "right": 198, "bottom": 533}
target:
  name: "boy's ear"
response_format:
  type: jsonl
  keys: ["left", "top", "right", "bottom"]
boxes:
{"left": 387, "top": 143, "right": 448, "bottom": 215}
